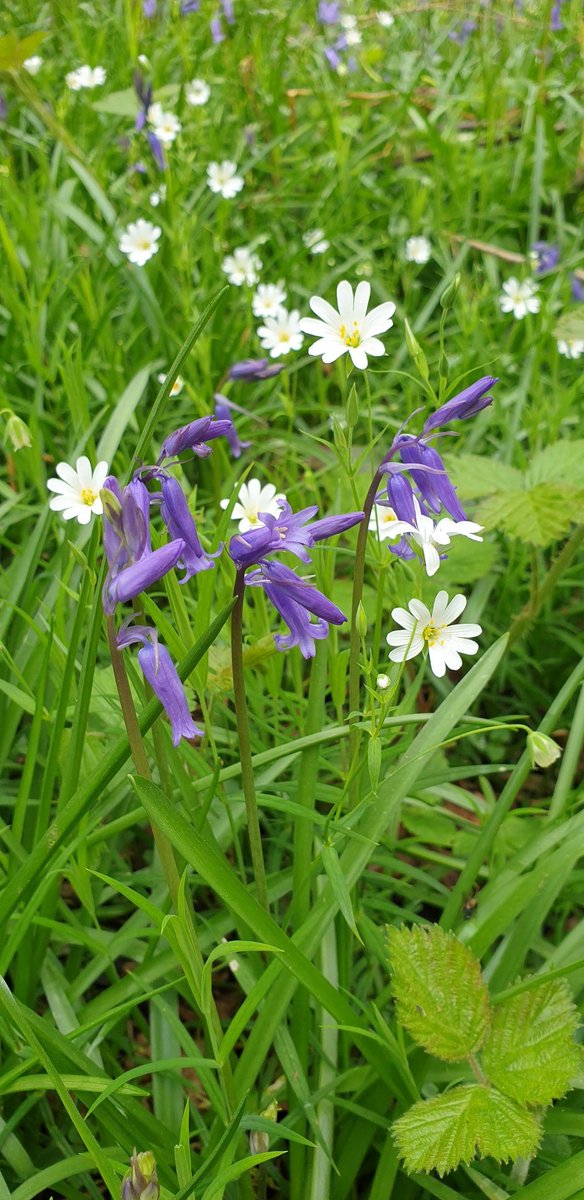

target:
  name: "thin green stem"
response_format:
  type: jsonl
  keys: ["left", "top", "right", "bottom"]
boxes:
{"left": 348, "top": 469, "right": 383, "bottom": 804}
{"left": 231, "top": 572, "right": 269, "bottom": 910}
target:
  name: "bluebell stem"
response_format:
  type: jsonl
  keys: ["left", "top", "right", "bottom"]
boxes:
{"left": 117, "top": 625, "right": 202, "bottom": 746}
{"left": 158, "top": 415, "right": 233, "bottom": 463}
{"left": 422, "top": 375, "right": 498, "bottom": 434}
{"left": 160, "top": 476, "right": 219, "bottom": 581}
{"left": 531, "top": 241, "right": 560, "bottom": 274}
{"left": 214, "top": 395, "right": 251, "bottom": 459}
{"left": 246, "top": 561, "right": 347, "bottom": 659}
{"left": 228, "top": 358, "right": 284, "bottom": 381}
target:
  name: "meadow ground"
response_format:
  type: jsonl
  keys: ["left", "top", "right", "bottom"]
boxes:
{"left": 0, "top": 1, "right": 583, "bottom": 1197}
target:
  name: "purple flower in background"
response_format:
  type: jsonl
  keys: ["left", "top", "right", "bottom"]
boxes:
{"left": 246, "top": 560, "right": 347, "bottom": 658}
{"left": 228, "top": 358, "right": 284, "bottom": 382}
{"left": 222, "top": 0, "right": 235, "bottom": 22}
{"left": 550, "top": 0, "right": 564, "bottom": 29}
{"left": 422, "top": 376, "right": 498, "bottom": 434}
{"left": 448, "top": 19, "right": 477, "bottom": 43}
{"left": 214, "top": 395, "right": 251, "bottom": 459}
{"left": 572, "top": 275, "right": 584, "bottom": 303}
{"left": 117, "top": 625, "right": 202, "bottom": 745}
{"left": 134, "top": 73, "right": 165, "bottom": 171}
{"left": 319, "top": 1, "right": 341, "bottom": 24}
{"left": 324, "top": 45, "right": 341, "bottom": 69}
{"left": 160, "top": 477, "right": 218, "bottom": 581}
{"left": 143, "top": 0, "right": 157, "bottom": 16}
{"left": 211, "top": 13, "right": 224, "bottom": 41}
{"left": 531, "top": 241, "right": 560, "bottom": 274}
{"left": 158, "top": 415, "right": 233, "bottom": 463}
{"left": 0, "top": 91, "right": 8, "bottom": 123}
{"left": 181, "top": 0, "right": 200, "bottom": 11}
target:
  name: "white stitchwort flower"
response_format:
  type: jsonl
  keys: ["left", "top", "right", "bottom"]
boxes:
{"left": 340, "top": 14, "right": 357, "bottom": 29}
{"left": 157, "top": 372, "right": 184, "bottom": 396}
{"left": 387, "top": 591, "right": 482, "bottom": 678}
{"left": 252, "top": 283, "right": 287, "bottom": 319}
{"left": 558, "top": 338, "right": 584, "bottom": 359}
{"left": 300, "top": 280, "right": 396, "bottom": 370}
{"left": 66, "top": 65, "right": 106, "bottom": 90}
{"left": 222, "top": 246, "right": 262, "bottom": 286}
{"left": 405, "top": 236, "right": 432, "bottom": 264}
{"left": 303, "top": 229, "right": 330, "bottom": 255}
{"left": 148, "top": 102, "right": 181, "bottom": 144}
{"left": 207, "top": 160, "right": 244, "bottom": 199}
{"left": 119, "top": 219, "right": 161, "bottom": 266}
{"left": 186, "top": 78, "right": 210, "bottom": 106}
{"left": 377, "top": 11, "right": 395, "bottom": 27}
{"left": 220, "top": 479, "right": 286, "bottom": 533}
{"left": 499, "top": 277, "right": 540, "bottom": 320}
{"left": 258, "top": 308, "right": 304, "bottom": 358}
{"left": 47, "top": 456, "right": 109, "bottom": 525}
{"left": 23, "top": 55, "right": 43, "bottom": 75}
{"left": 369, "top": 503, "right": 400, "bottom": 540}
{"left": 149, "top": 184, "right": 167, "bottom": 207}
{"left": 380, "top": 495, "right": 483, "bottom": 576}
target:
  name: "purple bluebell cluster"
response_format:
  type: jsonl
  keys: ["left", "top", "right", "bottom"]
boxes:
{"left": 376, "top": 376, "right": 497, "bottom": 560}
{"left": 228, "top": 358, "right": 284, "bottom": 382}
{"left": 133, "top": 72, "right": 165, "bottom": 171}
{"left": 448, "top": 19, "right": 477, "bottom": 44}
{"left": 531, "top": 241, "right": 560, "bottom": 275}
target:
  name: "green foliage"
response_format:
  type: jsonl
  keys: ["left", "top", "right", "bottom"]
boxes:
{"left": 388, "top": 927, "right": 582, "bottom": 1178}
{"left": 393, "top": 1085, "right": 542, "bottom": 1178}
{"left": 483, "top": 980, "right": 583, "bottom": 1105}
{"left": 387, "top": 925, "right": 491, "bottom": 1061}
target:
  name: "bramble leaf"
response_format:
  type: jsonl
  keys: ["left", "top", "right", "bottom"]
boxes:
{"left": 393, "top": 1084, "right": 542, "bottom": 1177}
{"left": 443, "top": 453, "right": 523, "bottom": 500}
{"left": 483, "top": 979, "right": 583, "bottom": 1105}
{"left": 525, "top": 440, "right": 584, "bottom": 489}
{"left": 387, "top": 925, "right": 491, "bottom": 1061}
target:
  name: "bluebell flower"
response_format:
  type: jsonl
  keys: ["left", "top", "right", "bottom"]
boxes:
{"left": 160, "top": 477, "right": 219, "bottom": 581}
{"left": 228, "top": 358, "right": 284, "bottom": 382}
{"left": 448, "top": 19, "right": 477, "bottom": 43}
{"left": 142, "top": 0, "right": 157, "bottom": 16}
{"left": 134, "top": 72, "right": 165, "bottom": 170}
{"left": 246, "top": 561, "right": 347, "bottom": 659}
{"left": 571, "top": 275, "right": 584, "bottom": 303}
{"left": 221, "top": 0, "right": 235, "bottom": 22}
{"left": 550, "top": 0, "right": 564, "bottom": 30}
{"left": 319, "top": 1, "right": 341, "bottom": 24}
{"left": 158, "top": 415, "right": 233, "bottom": 463}
{"left": 422, "top": 376, "right": 498, "bottom": 434}
{"left": 228, "top": 500, "right": 364, "bottom": 568}
{"left": 214, "top": 395, "right": 251, "bottom": 459}
{"left": 180, "top": 0, "right": 200, "bottom": 11}
{"left": 531, "top": 241, "right": 560, "bottom": 274}
{"left": 117, "top": 624, "right": 202, "bottom": 745}
{"left": 387, "top": 437, "right": 467, "bottom": 522}
{"left": 210, "top": 13, "right": 224, "bottom": 41}
{"left": 101, "top": 475, "right": 185, "bottom": 614}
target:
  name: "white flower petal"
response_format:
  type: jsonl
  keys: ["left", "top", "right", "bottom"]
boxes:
{"left": 336, "top": 280, "right": 354, "bottom": 324}
{"left": 440, "top": 593, "right": 467, "bottom": 625}
{"left": 349, "top": 345, "right": 368, "bottom": 370}
{"left": 353, "top": 281, "right": 371, "bottom": 323}
{"left": 309, "top": 296, "right": 343, "bottom": 328}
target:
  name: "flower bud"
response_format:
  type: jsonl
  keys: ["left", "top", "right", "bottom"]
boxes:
{"left": 4, "top": 412, "right": 32, "bottom": 450}
{"left": 122, "top": 1151, "right": 159, "bottom": 1200}
{"left": 346, "top": 383, "right": 359, "bottom": 430}
{"left": 249, "top": 1100, "right": 278, "bottom": 1156}
{"left": 439, "top": 272, "right": 461, "bottom": 310}
{"left": 376, "top": 673, "right": 390, "bottom": 690}
{"left": 356, "top": 601, "right": 368, "bottom": 637}
{"left": 527, "top": 731, "right": 562, "bottom": 769}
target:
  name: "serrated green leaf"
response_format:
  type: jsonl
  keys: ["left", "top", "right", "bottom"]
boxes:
{"left": 525, "top": 441, "right": 584, "bottom": 489}
{"left": 393, "top": 1085, "right": 542, "bottom": 1177}
{"left": 388, "top": 926, "right": 491, "bottom": 1061}
{"left": 476, "top": 484, "right": 584, "bottom": 547}
{"left": 443, "top": 453, "right": 523, "bottom": 499}
{"left": 483, "top": 979, "right": 582, "bottom": 1105}
{"left": 553, "top": 310, "right": 584, "bottom": 342}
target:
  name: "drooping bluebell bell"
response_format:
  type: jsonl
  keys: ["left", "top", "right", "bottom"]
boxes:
{"left": 158, "top": 415, "right": 233, "bottom": 464}
{"left": 117, "top": 624, "right": 202, "bottom": 745}
{"left": 389, "top": 436, "right": 467, "bottom": 522}
{"left": 550, "top": 0, "right": 564, "bottom": 30}
{"left": 160, "top": 476, "right": 219, "bottom": 581}
{"left": 210, "top": 13, "right": 224, "bottom": 41}
{"left": 228, "top": 500, "right": 364, "bottom": 569}
{"left": 180, "top": 0, "right": 201, "bottom": 12}
{"left": 318, "top": 1, "right": 341, "bottom": 24}
{"left": 134, "top": 72, "right": 165, "bottom": 171}
{"left": 531, "top": 241, "right": 560, "bottom": 275}
{"left": 221, "top": 0, "right": 235, "bottom": 23}
{"left": 142, "top": 0, "right": 157, "bottom": 16}
{"left": 246, "top": 561, "right": 347, "bottom": 659}
{"left": 422, "top": 376, "right": 498, "bottom": 434}
{"left": 228, "top": 358, "right": 284, "bottom": 382}
{"left": 214, "top": 396, "right": 251, "bottom": 459}
{"left": 101, "top": 475, "right": 184, "bottom": 614}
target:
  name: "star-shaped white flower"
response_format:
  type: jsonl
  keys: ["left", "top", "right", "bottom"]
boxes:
{"left": 386, "top": 590, "right": 482, "bottom": 677}
{"left": 119, "top": 219, "right": 161, "bottom": 266}
{"left": 252, "top": 283, "right": 287, "bottom": 319}
{"left": 186, "top": 78, "right": 210, "bottom": 106}
{"left": 66, "top": 65, "right": 106, "bottom": 90}
{"left": 258, "top": 308, "right": 304, "bottom": 358}
{"left": 23, "top": 55, "right": 43, "bottom": 75}
{"left": 220, "top": 479, "right": 286, "bottom": 533}
{"left": 300, "top": 280, "right": 396, "bottom": 370}
{"left": 222, "top": 246, "right": 262, "bottom": 286}
{"left": 499, "top": 277, "right": 540, "bottom": 320}
{"left": 368, "top": 502, "right": 401, "bottom": 540}
{"left": 377, "top": 11, "right": 395, "bottom": 27}
{"left": 148, "top": 102, "right": 181, "bottom": 144}
{"left": 379, "top": 495, "right": 483, "bottom": 575}
{"left": 207, "top": 161, "right": 244, "bottom": 199}
{"left": 405, "top": 236, "right": 432, "bottom": 264}
{"left": 558, "top": 338, "right": 584, "bottom": 359}
{"left": 47, "top": 456, "right": 109, "bottom": 525}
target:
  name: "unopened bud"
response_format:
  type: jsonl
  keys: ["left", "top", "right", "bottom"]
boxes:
{"left": 376, "top": 673, "right": 390, "bottom": 690}
{"left": 356, "top": 601, "right": 368, "bottom": 637}
{"left": 346, "top": 384, "right": 359, "bottom": 430}
{"left": 332, "top": 414, "right": 348, "bottom": 454}
{"left": 440, "top": 272, "right": 461, "bottom": 310}
{"left": 100, "top": 487, "right": 123, "bottom": 525}
{"left": 527, "top": 731, "right": 562, "bottom": 769}
{"left": 249, "top": 1100, "right": 278, "bottom": 1156}
{"left": 4, "top": 412, "right": 32, "bottom": 451}
{"left": 404, "top": 318, "right": 429, "bottom": 381}
{"left": 122, "top": 1150, "right": 159, "bottom": 1200}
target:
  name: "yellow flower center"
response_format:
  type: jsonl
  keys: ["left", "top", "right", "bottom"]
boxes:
{"left": 423, "top": 621, "right": 446, "bottom": 646}
{"left": 382, "top": 508, "right": 397, "bottom": 524}
{"left": 278, "top": 331, "right": 291, "bottom": 342}
{"left": 248, "top": 511, "right": 260, "bottom": 525}
{"left": 80, "top": 487, "right": 97, "bottom": 506}
{"left": 340, "top": 320, "right": 361, "bottom": 348}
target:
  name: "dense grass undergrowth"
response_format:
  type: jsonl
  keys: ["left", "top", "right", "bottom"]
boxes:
{"left": 0, "top": 1, "right": 583, "bottom": 1197}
